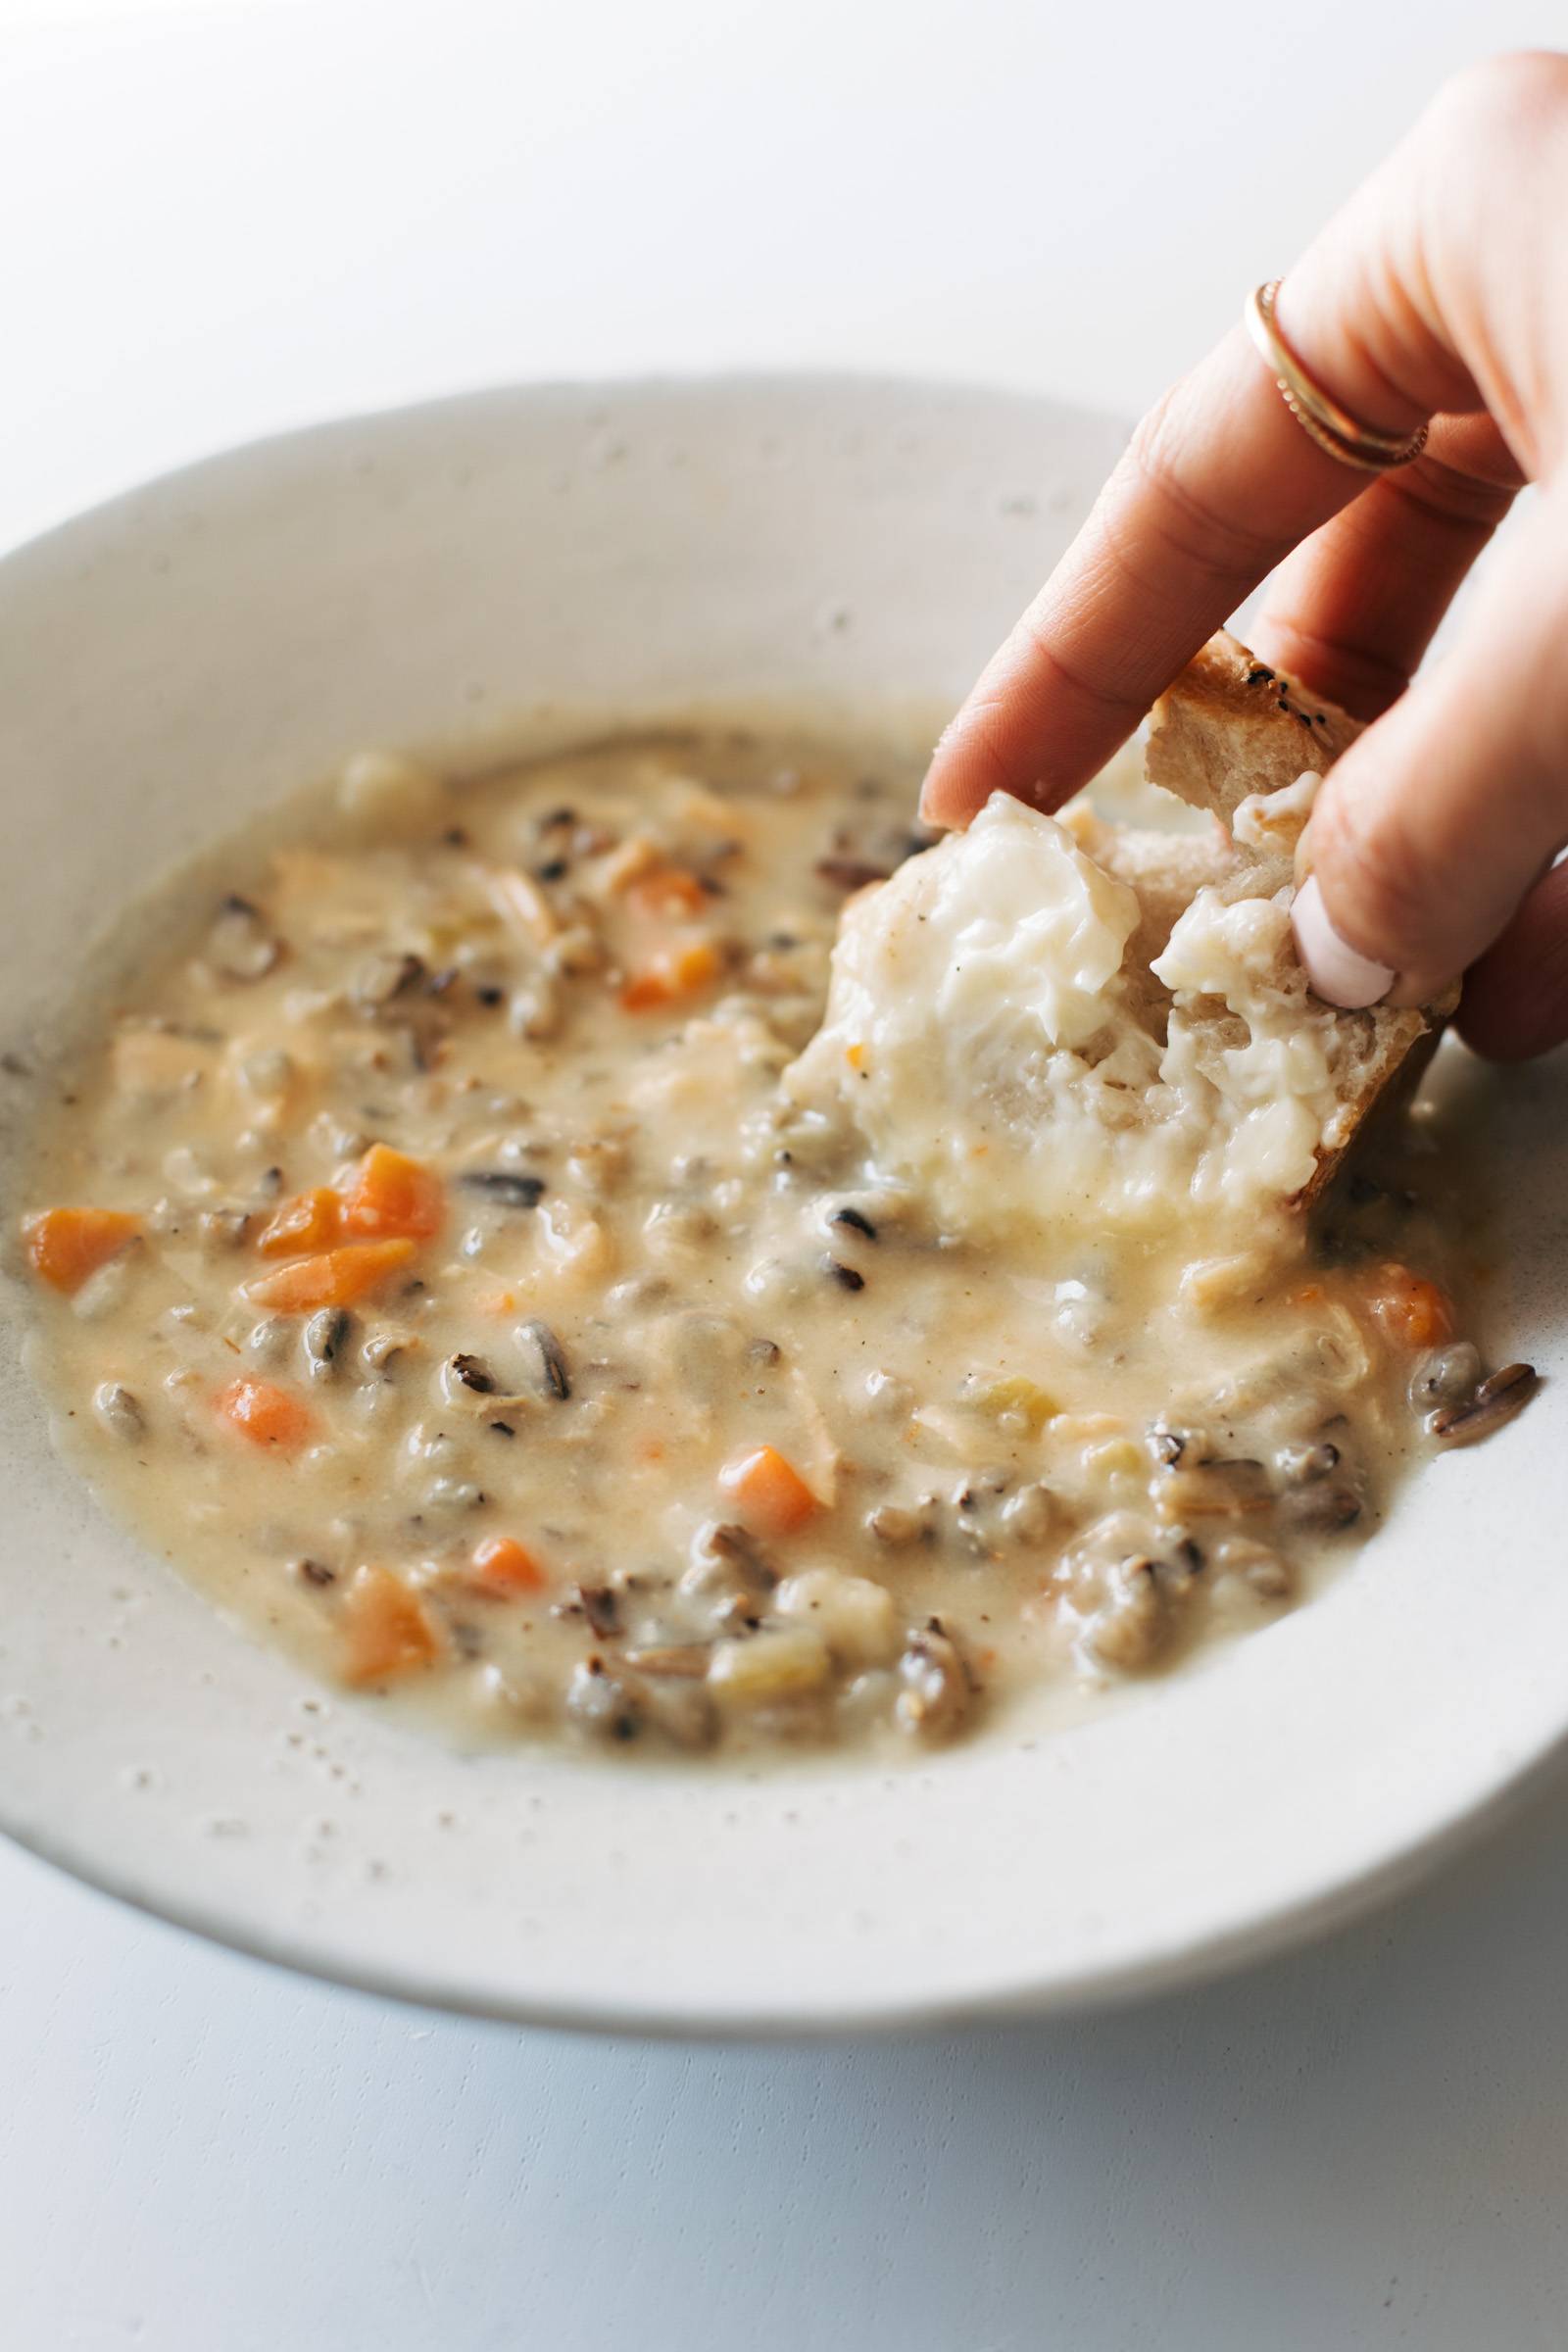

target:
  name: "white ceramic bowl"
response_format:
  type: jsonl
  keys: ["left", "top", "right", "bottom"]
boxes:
{"left": 0, "top": 376, "right": 1562, "bottom": 2035}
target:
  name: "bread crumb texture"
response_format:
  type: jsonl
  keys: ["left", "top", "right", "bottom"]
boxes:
{"left": 785, "top": 633, "right": 1446, "bottom": 1243}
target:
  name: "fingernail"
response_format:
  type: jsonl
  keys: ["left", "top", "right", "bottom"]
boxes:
{"left": 1291, "top": 875, "right": 1396, "bottom": 1008}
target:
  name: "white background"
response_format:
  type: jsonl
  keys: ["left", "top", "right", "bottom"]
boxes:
{"left": 5, "top": 3, "right": 1568, "bottom": 2345}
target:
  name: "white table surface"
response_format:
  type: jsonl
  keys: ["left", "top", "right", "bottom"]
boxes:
{"left": 4, "top": 4, "right": 1567, "bottom": 2345}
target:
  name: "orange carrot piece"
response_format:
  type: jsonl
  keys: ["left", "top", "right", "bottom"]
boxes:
{"left": 1364, "top": 1263, "right": 1454, "bottom": 1349}
{"left": 339, "top": 1144, "right": 445, "bottom": 1242}
{"left": 244, "top": 1238, "right": 416, "bottom": 1312}
{"left": 626, "top": 865, "right": 710, "bottom": 919}
{"left": 717, "top": 1444, "right": 817, "bottom": 1536}
{"left": 468, "top": 1535, "right": 549, "bottom": 1593}
{"left": 620, "top": 936, "right": 721, "bottom": 1012}
{"left": 216, "top": 1377, "right": 317, "bottom": 1452}
{"left": 338, "top": 1565, "right": 441, "bottom": 1686}
{"left": 22, "top": 1206, "right": 140, "bottom": 1296}
{"left": 257, "top": 1186, "right": 342, "bottom": 1257}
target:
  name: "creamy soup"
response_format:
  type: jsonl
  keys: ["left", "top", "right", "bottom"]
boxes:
{"left": 12, "top": 727, "right": 1531, "bottom": 1756}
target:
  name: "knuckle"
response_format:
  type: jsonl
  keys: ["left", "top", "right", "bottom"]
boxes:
{"left": 1017, "top": 611, "right": 1144, "bottom": 723}
{"left": 1388, "top": 448, "right": 1520, "bottom": 532}
{"left": 1432, "top": 50, "right": 1568, "bottom": 147}
{"left": 1419, "top": 412, "right": 1530, "bottom": 496}
{"left": 1119, "top": 402, "right": 1283, "bottom": 588}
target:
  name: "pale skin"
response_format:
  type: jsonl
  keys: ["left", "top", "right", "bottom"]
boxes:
{"left": 920, "top": 50, "right": 1568, "bottom": 1059}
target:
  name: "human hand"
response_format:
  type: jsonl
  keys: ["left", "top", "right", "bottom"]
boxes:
{"left": 920, "top": 51, "right": 1568, "bottom": 1058}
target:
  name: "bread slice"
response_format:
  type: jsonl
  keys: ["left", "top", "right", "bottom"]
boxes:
{"left": 1146, "top": 628, "right": 1362, "bottom": 829}
{"left": 786, "top": 630, "right": 1454, "bottom": 1238}
{"left": 1140, "top": 631, "right": 1455, "bottom": 1208}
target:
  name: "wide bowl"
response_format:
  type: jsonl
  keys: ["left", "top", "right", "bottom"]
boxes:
{"left": 0, "top": 374, "right": 1562, "bottom": 2034}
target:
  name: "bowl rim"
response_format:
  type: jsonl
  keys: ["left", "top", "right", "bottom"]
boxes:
{"left": 9, "top": 1698, "right": 1563, "bottom": 2041}
{"left": 1, "top": 361, "right": 1125, "bottom": 580}
{"left": 1, "top": 368, "right": 1561, "bottom": 2038}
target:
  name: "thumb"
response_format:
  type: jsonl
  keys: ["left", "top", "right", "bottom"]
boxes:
{"left": 1294, "top": 480, "right": 1568, "bottom": 1011}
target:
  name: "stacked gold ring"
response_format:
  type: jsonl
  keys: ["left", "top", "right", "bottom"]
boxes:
{"left": 1245, "top": 279, "right": 1430, "bottom": 474}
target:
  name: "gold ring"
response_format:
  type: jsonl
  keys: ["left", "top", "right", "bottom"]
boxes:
{"left": 1245, "top": 280, "right": 1430, "bottom": 474}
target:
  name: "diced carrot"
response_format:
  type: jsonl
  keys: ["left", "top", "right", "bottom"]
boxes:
{"left": 717, "top": 1444, "right": 818, "bottom": 1536}
{"left": 468, "top": 1535, "right": 548, "bottom": 1593}
{"left": 216, "top": 1377, "right": 317, "bottom": 1452}
{"left": 244, "top": 1238, "right": 416, "bottom": 1312}
{"left": 619, "top": 936, "right": 721, "bottom": 1012}
{"left": 257, "top": 1186, "right": 342, "bottom": 1257}
{"left": 338, "top": 1564, "right": 441, "bottom": 1686}
{"left": 1287, "top": 1283, "right": 1326, "bottom": 1309}
{"left": 339, "top": 1144, "right": 445, "bottom": 1242}
{"left": 1363, "top": 1262, "right": 1454, "bottom": 1349}
{"left": 23, "top": 1206, "right": 140, "bottom": 1295}
{"left": 625, "top": 865, "right": 710, "bottom": 919}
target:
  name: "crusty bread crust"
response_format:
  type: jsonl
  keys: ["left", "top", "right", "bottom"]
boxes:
{"left": 1146, "top": 629, "right": 1361, "bottom": 827}
{"left": 1295, "top": 1021, "right": 1441, "bottom": 1212}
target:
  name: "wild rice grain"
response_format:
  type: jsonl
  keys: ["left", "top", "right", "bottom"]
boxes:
{"left": 1430, "top": 1363, "right": 1539, "bottom": 1447}
{"left": 520, "top": 1319, "right": 571, "bottom": 1399}
{"left": 460, "top": 1171, "right": 546, "bottom": 1210}
{"left": 830, "top": 1205, "right": 878, "bottom": 1240}
{"left": 304, "top": 1308, "right": 351, "bottom": 1381}
{"left": 93, "top": 1382, "right": 144, "bottom": 1442}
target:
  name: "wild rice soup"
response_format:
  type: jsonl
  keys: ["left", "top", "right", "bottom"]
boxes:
{"left": 15, "top": 728, "right": 1525, "bottom": 1756}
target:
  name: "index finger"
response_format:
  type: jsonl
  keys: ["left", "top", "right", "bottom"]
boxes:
{"left": 918, "top": 107, "right": 1477, "bottom": 827}
{"left": 916, "top": 332, "right": 1363, "bottom": 826}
